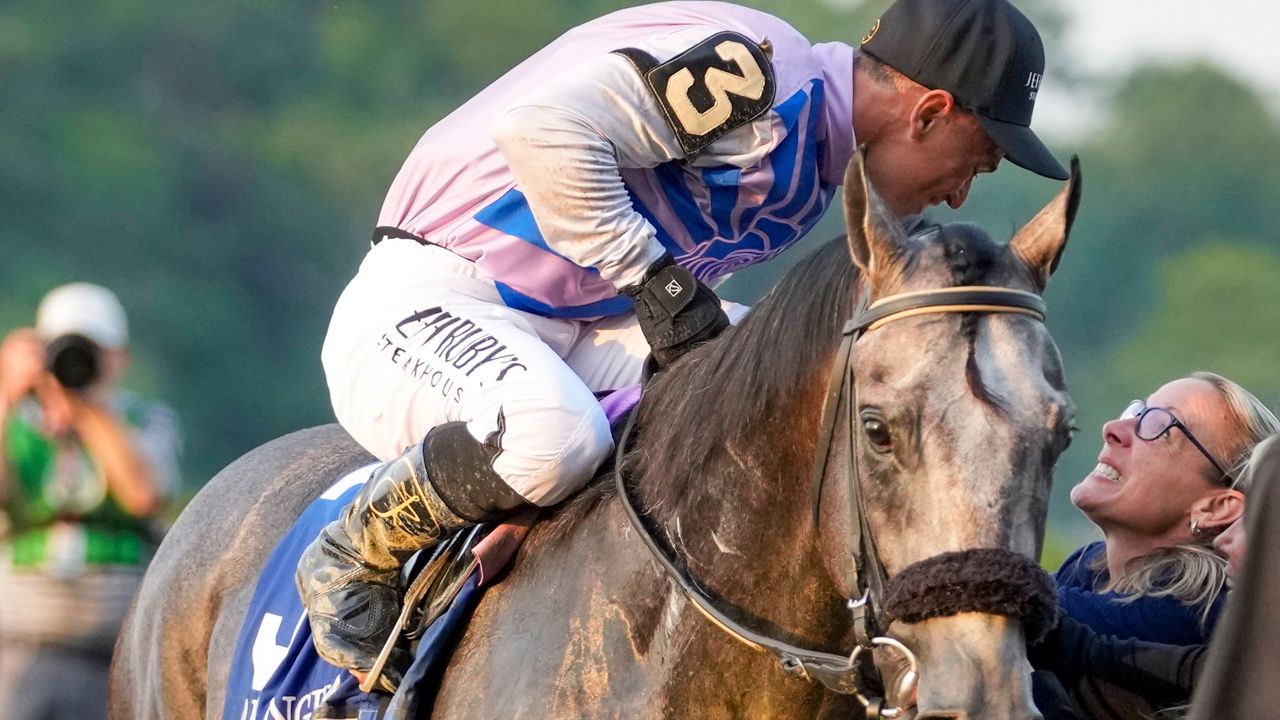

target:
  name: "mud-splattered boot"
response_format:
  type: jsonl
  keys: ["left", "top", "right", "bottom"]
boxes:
{"left": 295, "top": 421, "right": 530, "bottom": 691}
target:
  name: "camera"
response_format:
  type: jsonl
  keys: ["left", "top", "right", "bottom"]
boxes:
{"left": 45, "top": 333, "right": 102, "bottom": 391}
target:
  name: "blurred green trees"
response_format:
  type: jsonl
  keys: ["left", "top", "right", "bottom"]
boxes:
{"left": 1, "top": 0, "right": 1277, "bottom": 560}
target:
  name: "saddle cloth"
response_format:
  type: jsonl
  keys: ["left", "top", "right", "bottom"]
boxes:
{"left": 222, "top": 386, "right": 643, "bottom": 720}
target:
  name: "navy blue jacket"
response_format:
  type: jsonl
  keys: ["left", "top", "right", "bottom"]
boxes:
{"left": 1055, "top": 541, "right": 1225, "bottom": 646}
{"left": 1029, "top": 614, "right": 1206, "bottom": 720}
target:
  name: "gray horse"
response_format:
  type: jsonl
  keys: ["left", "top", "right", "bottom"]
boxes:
{"left": 110, "top": 154, "right": 1081, "bottom": 719}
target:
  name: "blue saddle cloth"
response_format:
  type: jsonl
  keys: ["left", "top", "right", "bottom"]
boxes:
{"left": 221, "top": 465, "right": 485, "bottom": 720}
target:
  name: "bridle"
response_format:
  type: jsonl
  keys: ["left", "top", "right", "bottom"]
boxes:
{"left": 615, "top": 283, "right": 1058, "bottom": 718}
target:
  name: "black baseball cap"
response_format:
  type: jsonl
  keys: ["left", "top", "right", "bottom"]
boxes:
{"left": 860, "top": 0, "right": 1068, "bottom": 180}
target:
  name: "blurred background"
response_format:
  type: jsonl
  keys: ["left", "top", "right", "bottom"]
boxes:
{"left": 2, "top": 0, "right": 1276, "bottom": 566}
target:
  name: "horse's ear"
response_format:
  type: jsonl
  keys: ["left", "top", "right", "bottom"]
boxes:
{"left": 844, "top": 148, "right": 907, "bottom": 284}
{"left": 1010, "top": 155, "right": 1082, "bottom": 291}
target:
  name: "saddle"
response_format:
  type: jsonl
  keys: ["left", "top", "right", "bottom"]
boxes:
{"left": 364, "top": 511, "right": 537, "bottom": 691}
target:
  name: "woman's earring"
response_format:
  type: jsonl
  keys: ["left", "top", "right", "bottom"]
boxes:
{"left": 1190, "top": 519, "right": 1201, "bottom": 536}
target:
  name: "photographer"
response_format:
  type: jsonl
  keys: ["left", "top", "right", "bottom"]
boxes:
{"left": 0, "top": 282, "right": 180, "bottom": 719}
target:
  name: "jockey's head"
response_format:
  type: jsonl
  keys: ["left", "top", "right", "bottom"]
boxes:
{"left": 852, "top": 0, "right": 1067, "bottom": 216}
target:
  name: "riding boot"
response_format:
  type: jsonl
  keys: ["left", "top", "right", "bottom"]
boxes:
{"left": 295, "top": 421, "right": 531, "bottom": 691}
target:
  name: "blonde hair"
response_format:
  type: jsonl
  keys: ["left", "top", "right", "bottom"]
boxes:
{"left": 1145, "top": 441, "right": 1280, "bottom": 720}
{"left": 1189, "top": 371, "right": 1280, "bottom": 488}
{"left": 1094, "top": 373, "right": 1279, "bottom": 623}
{"left": 1098, "top": 542, "right": 1227, "bottom": 626}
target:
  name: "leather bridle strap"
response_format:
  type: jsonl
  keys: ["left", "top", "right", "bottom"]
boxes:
{"left": 808, "top": 327, "right": 857, "bottom": 530}
{"left": 812, "top": 286, "right": 1046, "bottom": 646}
{"left": 613, "top": 409, "right": 867, "bottom": 694}
{"left": 853, "top": 286, "right": 1046, "bottom": 331}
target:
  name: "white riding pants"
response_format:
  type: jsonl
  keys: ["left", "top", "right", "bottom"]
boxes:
{"left": 323, "top": 239, "right": 744, "bottom": 507}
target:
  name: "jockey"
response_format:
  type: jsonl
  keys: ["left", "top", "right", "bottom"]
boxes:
{"left": 297, "top": 0, "right": 1068, "bottom": 687}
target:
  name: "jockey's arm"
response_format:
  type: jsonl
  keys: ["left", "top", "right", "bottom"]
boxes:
{"left": 0, "top": 329, "right": 46, "bottom": 502}
{"left": 490, "top": 28, "right": 776, "bottom": 289}
{"left": 489, "top": 52, "right": 678, "bottom": 289}
{"left": 491, "top": 30, "right": 775, "bottom": 365}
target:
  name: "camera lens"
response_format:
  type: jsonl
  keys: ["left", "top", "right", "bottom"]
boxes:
{"left": 46, "top": 334, "right": 101, "bottom": 391}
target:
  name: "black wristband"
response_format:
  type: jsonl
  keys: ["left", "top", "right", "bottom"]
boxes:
{"left": 621, "top": 253, "right": 729, "bottom": 368}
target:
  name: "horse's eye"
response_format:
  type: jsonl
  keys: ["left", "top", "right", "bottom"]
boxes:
{"left": 863, "top": 417, "right": 893, "bottom": 451}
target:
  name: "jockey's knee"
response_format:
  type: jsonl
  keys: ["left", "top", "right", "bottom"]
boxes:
{"left": 473, "top": 394, "right": 613, "bottom": 508}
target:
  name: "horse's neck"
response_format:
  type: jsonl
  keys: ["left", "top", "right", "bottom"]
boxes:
{"left": 464, "top": 389, "right": 846, "bottom": 713}
{"left": 480, "top": 475, "right": 837, "bottom": 714}
{"left": 635, "top": 392, "right": 847, "bottom": 651}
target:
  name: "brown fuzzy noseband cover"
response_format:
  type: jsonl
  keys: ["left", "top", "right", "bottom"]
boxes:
{"left": 882, "top": 548, "right": 1058, "bottom": 643}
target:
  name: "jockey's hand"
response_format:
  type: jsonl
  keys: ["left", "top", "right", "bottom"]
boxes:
{"left": 621, "top": 253, "right": 729, "bottom": 369}
{"left": 298, "top": 564, "right": 412, "bottom": 694}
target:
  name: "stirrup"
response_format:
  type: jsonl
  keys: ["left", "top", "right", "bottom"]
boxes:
{"left": 359, "top": 525, "right": 487, "bottom": 692}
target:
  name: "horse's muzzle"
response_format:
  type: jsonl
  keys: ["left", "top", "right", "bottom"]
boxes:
{"left": 899, "top": 613, "right": 1043, "bottom": 720}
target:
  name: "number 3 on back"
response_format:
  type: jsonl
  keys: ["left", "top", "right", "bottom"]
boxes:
{"left": 615, "top": 32, "right": 776, "bottom": 156}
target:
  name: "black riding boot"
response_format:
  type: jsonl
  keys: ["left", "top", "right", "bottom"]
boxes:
{"left": 295, "top": 421, "right": 530, "bottom": 691}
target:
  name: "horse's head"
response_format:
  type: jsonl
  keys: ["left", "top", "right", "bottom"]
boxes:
{"left": 821, "top": 151, "right": 1081, "bottom": 719}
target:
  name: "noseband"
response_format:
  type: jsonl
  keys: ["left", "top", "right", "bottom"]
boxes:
{"left": 615, "top": 284, "right": 1058, "bottom": 718}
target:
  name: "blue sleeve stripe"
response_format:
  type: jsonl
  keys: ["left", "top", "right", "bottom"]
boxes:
{"left": 474, "top": 188, "right": 570, "bottom": 262}
{"left": 746, "top": 82, "right": 829, "bottom": 252}
{"left": 653, "top": 162, "right": 716, "bottom": 245}
{"left": 771, "top": 82, "right": 825, "bottom": 220}
{"left": 738, "top": 86, "right": 811, "bottom": 230}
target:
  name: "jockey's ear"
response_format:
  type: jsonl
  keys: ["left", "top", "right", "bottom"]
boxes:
{"left": 1010, "top": 155, "right": 1082, "bottom": 292}
{"left": 844, "top": 147, "right": 907, "bottom": 287}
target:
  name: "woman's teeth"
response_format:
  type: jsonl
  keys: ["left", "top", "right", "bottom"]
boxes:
{"left": 1094, "top": 463, "right": 1122, "bottom": 483}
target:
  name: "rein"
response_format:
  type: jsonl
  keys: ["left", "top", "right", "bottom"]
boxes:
{"left": 614, "top": 284, "right": 1056, "bottom": 718}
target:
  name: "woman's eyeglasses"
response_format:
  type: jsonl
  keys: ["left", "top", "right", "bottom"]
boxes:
{"left": 1121, "top": 400, "right": 1232, "bottom": 483}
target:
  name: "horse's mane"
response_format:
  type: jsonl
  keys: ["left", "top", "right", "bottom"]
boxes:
{"left": 633, "top": 239, "right": 858, "bottom": 486}
{"left": 540, "top": 237, "right": 859, "bottom": 540}
{"left": 633, "top": 217, "right": 977, "bottom": 501}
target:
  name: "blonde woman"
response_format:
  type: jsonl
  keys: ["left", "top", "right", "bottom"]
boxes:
{"left": 1055, "top": 372, "right": 1279, "bottom": 645}
{"left": 1030, "top": 434, "right": 1280, "bottom": 720}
